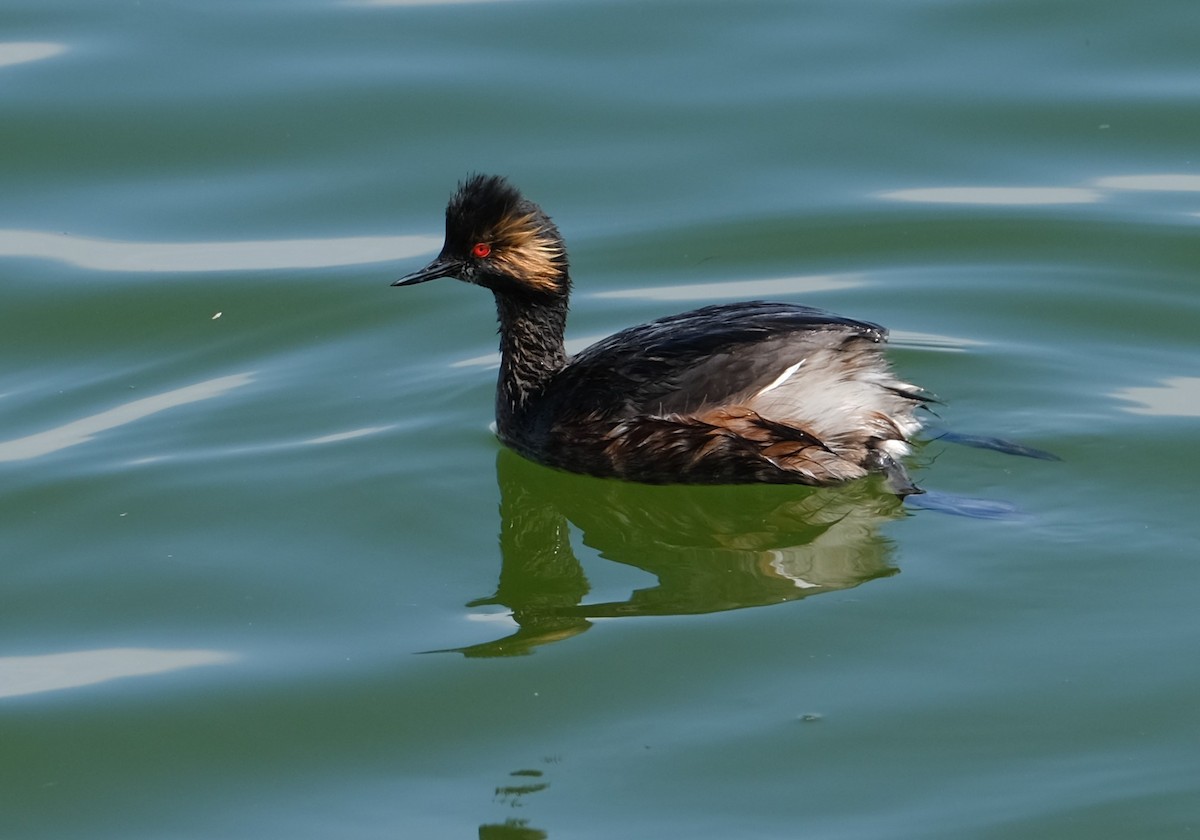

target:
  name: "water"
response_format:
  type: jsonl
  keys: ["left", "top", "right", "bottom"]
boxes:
{"left": 3, "top": 1, "right": 1199, "bottom": 837}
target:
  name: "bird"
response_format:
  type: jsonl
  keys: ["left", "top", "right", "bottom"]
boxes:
{"left": 394, "top": 174, "right": 931, "bottom": 495}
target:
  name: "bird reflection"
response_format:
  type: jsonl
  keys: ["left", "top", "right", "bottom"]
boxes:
{"left": 478, "top": 820, "right": 547, "bottom": 840}
{"left": 445, "top": 449, "right": 909, "bottom": 658}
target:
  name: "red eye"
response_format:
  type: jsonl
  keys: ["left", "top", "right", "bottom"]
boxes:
{"left": 471, "top": 242, "right": 492, "bottom": 258}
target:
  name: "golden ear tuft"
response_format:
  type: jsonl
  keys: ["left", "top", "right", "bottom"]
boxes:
{"left": 490, "top": 212, "right": 565, "bottom": 293}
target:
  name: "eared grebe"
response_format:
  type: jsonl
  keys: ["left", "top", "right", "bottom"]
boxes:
{"left": 394, "top": 175, "right": 930, "bottom": 494}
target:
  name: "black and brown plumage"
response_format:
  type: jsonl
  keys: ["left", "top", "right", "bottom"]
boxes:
{"left": 394, "top": 174, "right": 932, "bottom": 494}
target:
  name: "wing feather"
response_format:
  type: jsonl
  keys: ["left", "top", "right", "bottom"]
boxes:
{"left": 547, "top": 301, "right": 887, "bottom": 419}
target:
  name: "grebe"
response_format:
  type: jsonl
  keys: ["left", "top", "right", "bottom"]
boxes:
{"left": 394, "top": 175, "right": 930, "bottom": 494}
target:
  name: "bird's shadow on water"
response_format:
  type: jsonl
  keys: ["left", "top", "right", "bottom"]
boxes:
{"left": 435, "top": 428, "right": 1057, "bottom": 658}
{"left": 437, "top": 450, "right": 910, "bottom": 658}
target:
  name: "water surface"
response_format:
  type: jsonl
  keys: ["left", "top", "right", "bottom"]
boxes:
{"left": 2, "top": 1, "right": 1199, "bottom": 837}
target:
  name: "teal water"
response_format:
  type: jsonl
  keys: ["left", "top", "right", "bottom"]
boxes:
{"left": 3, "top": 1, "right": 1199, "bottom": 837}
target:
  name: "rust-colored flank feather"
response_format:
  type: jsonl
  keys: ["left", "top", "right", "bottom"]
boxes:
{"left": 393, "top": 174, "right": 930, "bottom": 495}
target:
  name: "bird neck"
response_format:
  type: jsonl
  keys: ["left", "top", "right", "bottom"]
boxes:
{"left": 493, "top": 289, "right": 569, "bottom": 431}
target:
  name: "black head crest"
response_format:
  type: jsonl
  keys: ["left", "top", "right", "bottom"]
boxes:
{"left": 445, "top": 174, "right": 526, "bottom": 246}
{"left": 395, "top": 174, "right": 568, "bottom": 295}
{"left": 443, "top": 174, "right": 568, "bottom": 295}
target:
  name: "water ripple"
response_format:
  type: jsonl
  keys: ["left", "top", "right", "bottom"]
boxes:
{"left": 1112, "top": 376, "right": 1200, "bottom": 417}
{"left": 0, "top": 373, "right": 254, "bottom": 462}
{"left": 879, "top": 187, "right": 1103, "bottom": 206}
{"left": 0, "top": 42, "right": 67, "bottom": 70}
{"left": 0, "top": 230, "right": 439, "bottom": 273}
{"left": 0, "top": 648, "right": 237, "bottom": 700}
{"left": 594, "top": 273, "right": 863, "bottom": 301}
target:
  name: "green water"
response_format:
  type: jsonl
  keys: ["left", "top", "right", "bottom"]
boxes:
{"left": 3, "top": 1, "right": 1199, "bottom": 837}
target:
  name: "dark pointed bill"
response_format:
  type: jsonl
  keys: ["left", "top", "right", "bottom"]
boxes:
{"left": 392, "top": 256, "right": 461, "bottom": 287}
